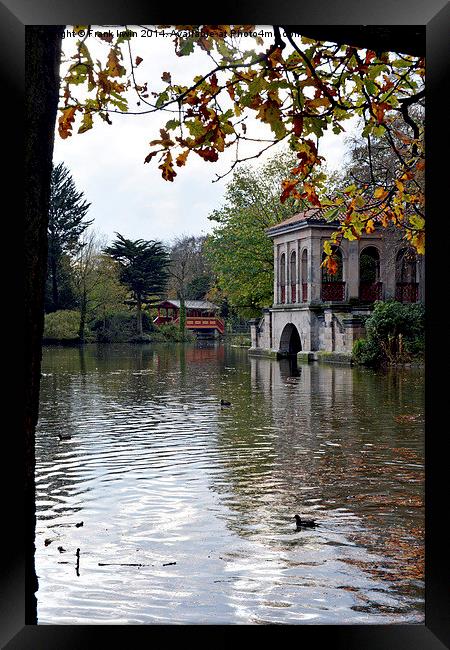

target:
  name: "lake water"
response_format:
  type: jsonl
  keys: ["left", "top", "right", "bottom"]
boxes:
{"left": 35, "top": 343, "right": 424, "bottom": 625}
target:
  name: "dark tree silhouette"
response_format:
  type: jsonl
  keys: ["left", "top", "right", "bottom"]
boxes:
{"left": 24, "top": 24, "right": 65, "bottom": 625}
{"left": 46, "top": 162, "right": 92, "bottom": 311}
{"left": 104, "top": 233, "right": 170, "bottom": 335}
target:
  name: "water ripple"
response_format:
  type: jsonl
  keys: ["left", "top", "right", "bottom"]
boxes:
{"left": 35, "top": 344, "right": 424, "bottom": 625}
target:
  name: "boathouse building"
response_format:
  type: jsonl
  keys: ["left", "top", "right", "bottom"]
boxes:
{"left": 249, "top": 209, "right": 424, "bottom": 360}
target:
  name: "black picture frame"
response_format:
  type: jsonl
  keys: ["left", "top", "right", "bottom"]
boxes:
{"left": 4, "top": 0, "right": 449, "bottom": 646}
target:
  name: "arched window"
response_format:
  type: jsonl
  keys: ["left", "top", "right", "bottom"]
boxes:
{"left": 290, "top": 251, "right": 297, "bottom": 303}
{"left": 321, "top": 247, "right": 345, "bottom": 301}
{"left": 359, "top": 246, "right": 382, "bottom": 301}
{"left": 301, "top": 249, "right": 308, "bottom": 302}
{"left": 395, "top": 248, "right": 418, "bottom": 302}
{"left": 280, "top": 253, "right": 286, "bottom": 303}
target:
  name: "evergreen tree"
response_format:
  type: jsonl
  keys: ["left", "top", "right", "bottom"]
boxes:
{"left": 104, "top": 234, "right": 170, "bottom": 336}
{"left": 46, "top": 162, "right": 92, "bottom": 311}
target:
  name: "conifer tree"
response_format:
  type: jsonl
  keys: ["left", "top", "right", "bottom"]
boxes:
{"left": 104, "top": 233, "right": 170, "bottom": 335}
{"left": 46, "top": 162, "right": 92, "bottom": 311}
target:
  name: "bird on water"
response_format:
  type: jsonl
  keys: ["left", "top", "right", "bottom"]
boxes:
{"left": 294, "top": 514, "right": 318, "bottom": 529}
{"left": 220, "top": 399, "right": 232, "bottom": 407}
{"left": 58, "top": 433, "right": 72, "bottom": 441}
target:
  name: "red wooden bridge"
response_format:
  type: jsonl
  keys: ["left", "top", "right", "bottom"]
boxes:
{"left": 154, "top": 300, "right": 224, "bottom": 335}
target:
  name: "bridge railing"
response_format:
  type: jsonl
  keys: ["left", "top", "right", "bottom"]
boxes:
{"left": 184, "top": 316, "right": 225, "bottom": 334}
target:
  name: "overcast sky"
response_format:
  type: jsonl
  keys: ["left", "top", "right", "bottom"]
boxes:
{"left": 53, "top": 26, "right": 355, "bottom": 247}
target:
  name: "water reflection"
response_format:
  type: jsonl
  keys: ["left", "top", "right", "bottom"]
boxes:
{"left": 36, "top": 343, "right": 424, "bottom": 624}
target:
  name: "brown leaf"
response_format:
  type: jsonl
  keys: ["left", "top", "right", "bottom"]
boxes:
{"left": 159, "top": 152, "right": 177, "bottom": 181}
{"left": 226, "top": 82, "right": 235, "bottom": 101}
{"left": 280, "top": 178, "right": 301, "bottom": 204}
{"left": 293, "top": 115, "right": 303, "bottom": 137}
{"left": 58, "top": 106, "right": 78, "bottom": 139}
{"left": 107, "top": 48, "right": 125, "bottom": 77}
{"left": 196, "top": 148, "right": 219, "bottom": 162}
{"left": 176, "top": 150, "right": 189, "bottom": 167}
{"left": 144, "top": 151, "right": 158, "bottom": 164}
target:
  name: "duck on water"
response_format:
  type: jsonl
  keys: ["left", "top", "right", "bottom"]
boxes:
{"left": 294, "top": 514, "right": 318, "bottom": 529}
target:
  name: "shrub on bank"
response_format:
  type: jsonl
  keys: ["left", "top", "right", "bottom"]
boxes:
{"left": 91, "top": 311, "right": 196, "bottom": 343}
{"left": 352, "top": 300, "right": 425, "bottom": 366}
{"left": 155, "top": 323, "right": 196, "bottom": 342}
{"left": 230, "top": 335, "right": 252, "bottom": 347}
{"left": 43, "top": 310, "right": 81, "bottom": 342}
{"left": 92, "top": 311, "right": 152, "bottom": 342}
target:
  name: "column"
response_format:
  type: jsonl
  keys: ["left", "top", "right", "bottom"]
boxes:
{"left": 309, "top": 236, "right": 322, "bottom": 302}
{"left": 273, "top": 242, "right": 278, "bottom": 305}
{"left": 347, "top": 240, "right": 359, "bottom": 300}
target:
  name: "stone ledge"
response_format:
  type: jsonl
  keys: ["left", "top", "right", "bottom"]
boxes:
{"left": 297, "top": 352, "right": 316, "bottom": 363}
{"left": 313, "top": 351, "right": 354, "bottom": 365}
{"left": 247, "top": 348, "right": 278, "bottom": 359}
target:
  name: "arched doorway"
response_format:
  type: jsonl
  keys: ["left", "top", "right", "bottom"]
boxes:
{"left": 278, "top": 323, "right": 302, "bottom": 356}
{"left": 279, "top": 253, "right": 286, "bottom": 304}
{"left": 290, "top": 251, "right": 297, "bottom": 303}
{"left": 321, "top": 247, "right": 345, "bottom": 301}
{"left": 359, "top": 246, "right": 382, "bottom": 302}
{"left": 395, "top": 248, "right": 418, "bottom": 302}
{"left": 301, "top": 249, "right": 308, "bottom": 302}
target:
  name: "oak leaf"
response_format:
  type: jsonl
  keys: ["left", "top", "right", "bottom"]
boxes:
{"left": 159, "top": 152, "right": 177, "bottom": 181}
{"left": 58, "top": 106, "right": 78, "bottom": 139}
{"left": 280, "top": 178, "right": 300, "bottom": 204}
{"left": 196, "top": 148, "right": 219, "bottom": 162}
{"left": 107, "top": 48, "right": 125, "bottom": 77}
{"left": 78, "top": 111, "right": 93, "bottom": 134}
{"left": 293, "top": 115, "right": 304, "bottom": 137}
{"left": 144, "top": 151, "right": 159, "bottom": 164}
{"left": 176, "top": 150, "right": 189, "bottom": 167}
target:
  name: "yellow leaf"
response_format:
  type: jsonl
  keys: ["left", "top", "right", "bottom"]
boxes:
{"left": 78, "top": 111, "right": 93, "bottom": 134}
{"left": 374, "top": 187, "right": 387, "bottom": 199}
{"left": 323, "top": 240, "right": 332, "bottom": 256}
{"left": 414, "top": 231, "right": 425, "bottom": 255}
{"left": 365, "top": 219, "right": 375, "bottom": 233}
{"left": 344, "top": 228, "right": 358, "bottom": 241}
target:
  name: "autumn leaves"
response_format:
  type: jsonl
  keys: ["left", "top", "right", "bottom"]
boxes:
{"left": 58, "top": 26, "right": 425, "bottom": 269}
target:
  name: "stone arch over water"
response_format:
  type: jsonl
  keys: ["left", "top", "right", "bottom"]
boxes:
{"left": 278, "top": 323, "right": 302, "bottom": 356}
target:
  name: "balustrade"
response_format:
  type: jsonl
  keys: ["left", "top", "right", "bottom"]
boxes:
{"left": 360, "top": 281, "right": 382, "bottom": 302}
{"left": 321, "top": 281, "right": 345, "bottom": 302}
{"left": 395, "top": 283, "right": 418, "bottom": 303}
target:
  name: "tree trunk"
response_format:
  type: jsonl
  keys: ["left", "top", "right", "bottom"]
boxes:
{"left": 136, "top": 296, "right": 143, "bottom": 336}
{"left": 78, "top": 290, "right": 87, "bottom": 341}
{"left": 179, "top": 292, "right": 186, "bottom": 336}
{"left": 25, "top": 25, "right": 64, "bottom": 624}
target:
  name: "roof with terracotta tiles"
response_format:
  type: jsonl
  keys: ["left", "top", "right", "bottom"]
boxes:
{"left": 265, "top": 209, "right": 329, "bottom": 236}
